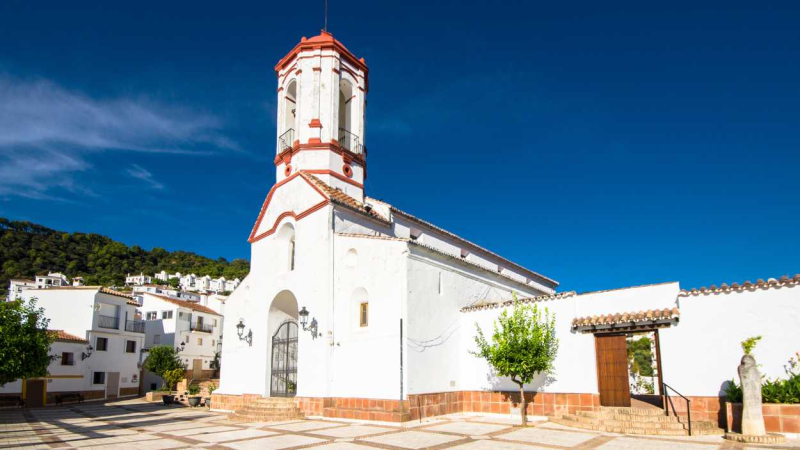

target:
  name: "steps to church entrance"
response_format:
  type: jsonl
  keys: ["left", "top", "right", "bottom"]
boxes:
{"left": 550, "top": 406, "right": 724, "bottom": 436}
{"left": 227, "top": 397, "right": 305, "bottom": 422}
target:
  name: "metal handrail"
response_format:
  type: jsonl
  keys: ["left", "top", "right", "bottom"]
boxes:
{"left": 663, "top": 382, "right": 692, "bottom": 436}
{"left": 338, "top": 128, "right": 364, "bottom": 155}
{"left": 98, "top": 315, "right": 119, "bottom": 330}
{"left": 125, "top": 320, "right": 146, "bottom": 333}
{"left": 190, "top": 322, "right": 214, "bottom": 333}
{"left": 278, "top": 128, "right": 294, "bottom": 152}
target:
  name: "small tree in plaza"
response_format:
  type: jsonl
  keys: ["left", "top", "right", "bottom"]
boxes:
{"left": 144, "top": 345, "right": 185, "bottom": 389}
{"left": 472, "top": 295, "right": 559, "bottom": 426}
{"left": 0, "top": 298, "right": 56, "bottom": 386}
{"left": 162, "top": 368, "right": 185, "bottom": 392}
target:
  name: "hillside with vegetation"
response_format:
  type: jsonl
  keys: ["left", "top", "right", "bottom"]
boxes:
{"left": 0, "top": 217, "right": 249, "bottom": 297}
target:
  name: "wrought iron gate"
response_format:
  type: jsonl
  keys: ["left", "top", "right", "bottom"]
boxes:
{"left": 270, "top": 321, "right": 298, "bottom": 397}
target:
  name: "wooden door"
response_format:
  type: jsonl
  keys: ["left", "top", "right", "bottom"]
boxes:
{"left": 106, "top": 372, "right": 120, "bottom": 399}
{"left": 595, "top": 334, "right": 631, "bottom": 407}
{"left": 26, "top": 380, "right": 45, "bottom": 407}
{"left": 192, "top": 359, "right": 203, "bottom": 379}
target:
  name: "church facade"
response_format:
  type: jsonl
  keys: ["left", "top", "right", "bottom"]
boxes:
{"left": 213, "top": 32, "right": 800, "bottom": 431}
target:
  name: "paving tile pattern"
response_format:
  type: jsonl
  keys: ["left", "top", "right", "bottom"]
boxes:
{"left": 1, "top": 398, "right": 799, "bottom": 450}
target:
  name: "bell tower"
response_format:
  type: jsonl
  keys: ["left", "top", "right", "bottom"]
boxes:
{"left": 274, "top": 31, "right": 369, "bottom": 201}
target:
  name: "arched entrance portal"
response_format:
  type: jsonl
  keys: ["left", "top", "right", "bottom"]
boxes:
{"left": 268, "top": 290, "right": 299, "bottom": 397}
{"left": 271, "top": 321, "right": 298, "bottom": 397}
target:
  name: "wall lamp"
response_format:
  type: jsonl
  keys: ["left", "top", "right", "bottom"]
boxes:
{"left": 236, "top": 319, "right": 253, "bottom": 346}
{"left": 298, "top": 306, "right": 320, "bottom": 339}
{"left": 176, "top": 341, "right": 186, "bottom": 353}
{"left": 81, "top": 344, "right": 94, "bottom": 361}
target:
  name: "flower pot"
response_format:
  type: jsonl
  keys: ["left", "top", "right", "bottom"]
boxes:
{"left": 162, "top": 394, "right": 175, "bottom": 405}
{"left": 205, "top": 397, "right": 212, "bottom": 409}
{"left": 187, "top": 396, "right": 201, "bottom": 407}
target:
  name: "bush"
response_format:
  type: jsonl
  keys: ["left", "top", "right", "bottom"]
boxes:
{"left": 187, "top": 384, "right": 201, "bottom": 396}
{"left": 161, "top": 368, "right": 184, "bottom": 392}
{"left": 724, "top": 374, "right": 800, "bottom": 404}
{"left": 207, "top": 382, "right": 217, "bottom": 395}
{"left": 723, "top": 379, "right": 743, "bottom": 403}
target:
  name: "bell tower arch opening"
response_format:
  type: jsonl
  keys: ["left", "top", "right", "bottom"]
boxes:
{"left": 279, "top": 80, "right": 298, "bottom": 152}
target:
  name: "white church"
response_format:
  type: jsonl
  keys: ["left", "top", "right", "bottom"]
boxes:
{"left": 214, "top": 31, "right": 800, "bottom": 433}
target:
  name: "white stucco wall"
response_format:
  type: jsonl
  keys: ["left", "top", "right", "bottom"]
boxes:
{"left": 659, "top": 283, "right": 800, "bottom": 397}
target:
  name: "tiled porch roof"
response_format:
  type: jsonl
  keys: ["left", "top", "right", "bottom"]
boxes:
{"left": 571, "top": 307, "right": 680, "bottom": 330}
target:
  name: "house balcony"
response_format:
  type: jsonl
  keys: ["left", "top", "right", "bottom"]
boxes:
{"left": 125, "top": 320, "right": 146, "bottom": 333}
{"left": 97, "top": 315, "right": 120, "bottom": 330}
{"left": 190, "top": 322, "right": 213, "bottom": 333}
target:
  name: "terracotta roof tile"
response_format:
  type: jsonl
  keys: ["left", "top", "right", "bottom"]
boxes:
{"left": 571, "top": 307, "right": 680, "bottom": 329}
{"left": 48, "top": 330, "right": 88, "bottom": 344}
{"left": 461, "top": 291, "right": 576, "bottom": 313}
{"left": 299, "top": 172, "right": 390, "bottom": 223}
{"left": 142, "top": 293, "right": 221, "bottom": 316}
{"left": 679, "top": 274, "right": 800, "bottom": 296}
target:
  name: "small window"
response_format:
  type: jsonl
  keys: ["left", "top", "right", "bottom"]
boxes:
{"left": 125, "top": 340, "right": 136, "bottom": 353}
{"left": 213, "top": 319, "right": 217, "bottom": 327}
{"left": 212, "top": 340, "right": 215, "bottom": 347}
{"left": 96, "top": 337, "right": 108, "bottom": 351}
{"left": 197, "top": 338, "right": 202, "bottom": 346}
{"left": 162, "top": 310, "right": 173, "bottom": 319}
{"left": 61, "top": 352, "right": 74, "bottom": 366}
{"left": 438, "top": 272, "right": 443, "bottom": 295}
{"left": 93, "top": 372, "right": 105, "bottom": 385}
{"left": 154, "top": 334, "right": 161, "bottom": 344}
{"left": 145, "top": 311, "right": 157, "bottom": 320}
{"left": 359, "top": 302, "right": 368, "bottom": 327}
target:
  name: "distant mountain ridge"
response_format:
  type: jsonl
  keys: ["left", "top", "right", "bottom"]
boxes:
{"left": 0, "top": 217, "right": 249, "bottom": 297}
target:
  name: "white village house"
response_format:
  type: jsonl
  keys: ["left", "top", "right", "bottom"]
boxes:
{"left": 212, "top": 31, "right": 800, "bottom": 435}
{"left": 1, "top": 286, "right": 146, "bottom": 406}
{"left": 139, "top": 293, "right": 223, "bottom": 390}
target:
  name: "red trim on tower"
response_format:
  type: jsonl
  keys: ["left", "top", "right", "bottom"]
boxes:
{"left": 248, "top": 173, "right": 330, "bottom": 243}
{"left": 308, "top": 138, "right": 322, "bottom": 144}
{"left": 274, "top": 141, "right": 366, "bottom": 167}
{"left": 274, "top": 31, "right": 369, "bottom": 92}
{"left": 312, "top": 67, "right": 322, "bottom": 72}
{"left": 309, "top": 119, "right": 323, "bottom": 128}
{"left": 303, "top": 169, "right": 363, "bottom": 188}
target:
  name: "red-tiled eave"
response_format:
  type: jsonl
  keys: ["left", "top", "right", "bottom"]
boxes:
{"left": 571, "top": 307, "right": 680, "bottom": 329}
{"left": 142, "top": 293, "right": 221, "bottom": 316}
{"left": 48, "top": 330, "right": 88, "bottom": 344}
{"left": 300, "top": 172, "right": 390, "bottom": 224}
{"left": 461, "top": 292, "right": 576, "bottom": 313}
{"left": 680, "top": 274, "right": 800, "bottom": 296}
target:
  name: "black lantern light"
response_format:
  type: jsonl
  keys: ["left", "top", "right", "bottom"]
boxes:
{"left": 81, "top": 344, "right": 94, "bottom": 361}
{"left": 176, "top": 341, "right": 186, "bottom": 353}
{"left": 236, "top": 319, "right": 253, "bottom": 346}
{"left": 299, "top": 306, "right": 319, "bottom": 339}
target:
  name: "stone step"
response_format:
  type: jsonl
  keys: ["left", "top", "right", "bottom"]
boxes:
{"left": 228, "top": 412, "right": 304, "bottom": 423}
{"left": 575, "top": 410, "right": 714, "bottom": 426}
{"left": 243, "top": 403, "right": 301, "bottom": 410}
{"left": 552, "top": 415, "right": 724, "bottom": 436}
{"left": 599, "top": 407, "right": 666, "bottom": 416}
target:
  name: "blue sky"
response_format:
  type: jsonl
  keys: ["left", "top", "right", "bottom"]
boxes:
{"left": 1, "top": 1, "right": 798, "bottom": 293}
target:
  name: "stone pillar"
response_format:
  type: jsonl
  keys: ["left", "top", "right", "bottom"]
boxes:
{"left": 738, "top": 354, "right": 766, "bottom": 436}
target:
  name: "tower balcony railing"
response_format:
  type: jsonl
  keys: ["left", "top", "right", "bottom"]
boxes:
{"left": 278, "top": 128, "right": 295, "bottom": 153}
{"left": 339, "top": 128, "right": 365, "bottom": 156}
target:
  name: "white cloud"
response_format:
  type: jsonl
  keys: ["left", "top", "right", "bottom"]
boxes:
{"left": 0, "top": 74, "right": 239, "bottom": 199}
{"left": 126, "top": 164, "right": 164, "bottom": 190}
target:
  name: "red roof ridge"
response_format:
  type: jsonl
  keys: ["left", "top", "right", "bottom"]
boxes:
{"left": 679, "top": 274, "right": 800, "bottom": 296}
{"left": 299, "top": 172, "right": 389, "bottom": 223}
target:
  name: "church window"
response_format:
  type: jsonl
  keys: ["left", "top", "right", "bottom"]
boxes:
{"left": 289, "top": 235, "right": 296, "bottom": 271}
{"left": 345, "top": 248, "right": 358, "bottom": 267}
{"left": 359, "top": 302, "right": 368, "bottom": 327}
{"left": 277, "top": 222, "right": 296, "bottom": 272}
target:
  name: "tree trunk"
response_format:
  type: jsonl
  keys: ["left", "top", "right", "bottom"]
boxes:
{"left": 513, "top": 377, "right": 527, "bottom": 426}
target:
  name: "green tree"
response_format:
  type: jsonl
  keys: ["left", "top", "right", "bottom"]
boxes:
{"left": 162, "top": 368, "right": 185, "bottom": 392}
{"left": 627, "top": 337, "right": 654, "bottom": 377}
{"left": 144, "top": 345, "right": 185, "bottom": 387}
{"left": 472, "top": 295, "right": 559, "bottom": 425}
{"left": 0, "top": 298, "right": 56, "bottom": 386}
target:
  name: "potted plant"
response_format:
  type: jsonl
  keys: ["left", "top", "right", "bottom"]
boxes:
{"left": 161, "top": 368, "right": 184, "bottom": 406}
{"left": 187, "top": 384, "right": 202, "bottom": 407}
{"left": 206, "top": 382, "right": 217, "bottom": 409}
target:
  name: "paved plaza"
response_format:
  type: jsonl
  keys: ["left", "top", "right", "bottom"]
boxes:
{"left": 1, "top": 399, "right": 798, "bottom": 450}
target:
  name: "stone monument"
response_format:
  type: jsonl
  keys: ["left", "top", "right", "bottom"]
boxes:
{"left": 724, "top": 354, "right": 785, "bottom": 443}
